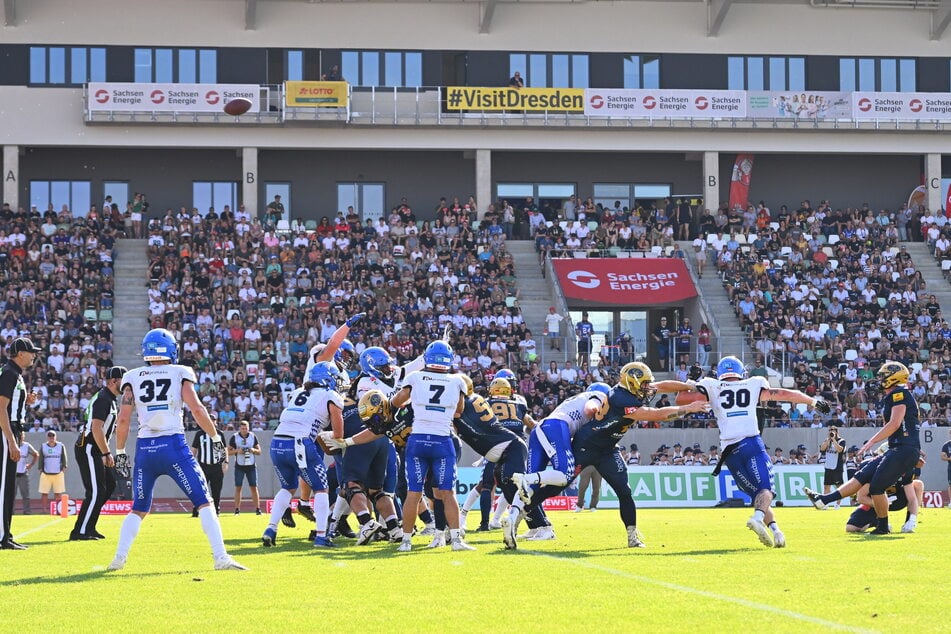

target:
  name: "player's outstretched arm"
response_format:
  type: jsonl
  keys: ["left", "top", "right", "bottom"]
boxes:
{"left": 315, "top": 312, "right": 366, "bottom": 362}
{"left": 651, "top": 379, "right": 695, "bottom": 393}
{"left": 390, "top": 386, "right": 411, "bottom": 410}
{"left": 319, "top": 428, "right": 380, "bottom": 450}
{"left": 627, "top": 399, "right": 710, "bottom": 422}
{"left": 759, "top": 387, "right": 829, "bottom": 411}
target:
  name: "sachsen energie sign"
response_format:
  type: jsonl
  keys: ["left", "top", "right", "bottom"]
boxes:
{"left": 87, "top": 83, "right": 260, "bottom": 113}
{"left": 552, "top": 257, "right": 697, "bottom": 306}
{"left": 584, "top": 89, "right": 746, "bottom": 118}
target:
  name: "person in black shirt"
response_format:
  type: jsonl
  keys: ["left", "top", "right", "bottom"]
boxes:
{"left": 70, "top": 365, "right": 126, "bottom": 541}
{"left": 191, "top": 413, "right": 228, "bottom": 516}
{"left": 0, "top": 337, "right": 42, "bottom": 550}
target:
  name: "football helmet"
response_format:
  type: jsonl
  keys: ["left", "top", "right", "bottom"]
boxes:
{"left": 459, "top": 374, "right": 474, "bottom": 396}
{"left": 488, "top": 378, "right": 513, "bottom": 398}
{"left": 423, "top": 340, "right": 453, "bottom": 371}
{"left": 876, "top": 361, "right": 910, "bottom": 390}
{"left": 308, "top": 361, "right": 339, "bottom": 391}
{"left": 142, "top": 328, "right": 178, "bottom": 364}
{"left": 359, "top": 347, "right": 395, "bottom": 381}
{"left": 588, "top": 382, "right": 611, "bottom": 397}
{"left": 618, "top": 362, "right": 656, "bottom": 400}
{"left": 334, "top": 339, "right": 357, "bottom": 372}
{"left": 716, "top": 356, "right": 746, "bottom": 380}
{"left": 494, "top": 368, "right": 517, "bottom": 382}
{"left": 358, "top": 389, "right": 391, "bottom": 425}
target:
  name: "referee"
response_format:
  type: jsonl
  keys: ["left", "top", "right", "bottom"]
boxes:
{"left": 0, "top": 337, "right": 42, "bottom": 550}
{"left": 192, "top": 413, "right": 227, "bottom": 516}
{"left": 70, "top": 365, "right": 125, "bottom": 541}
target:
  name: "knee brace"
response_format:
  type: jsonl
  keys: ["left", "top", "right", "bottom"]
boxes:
{"left": 342, "top": 484, "right": 367, "bottom": 504}
{"left": 370, "top": 489, "right": 392, "bottom": 505}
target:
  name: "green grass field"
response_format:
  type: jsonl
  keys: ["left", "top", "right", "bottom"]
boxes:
{"left": 0, "top": 506, "right": 947, "bottom": 633}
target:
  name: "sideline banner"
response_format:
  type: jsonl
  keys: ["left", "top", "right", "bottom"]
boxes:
{"left": 584, "top": 89, "right": 745, "bottom": 118}
{"left": 49, "top": 499, "right": 133, "bottom": 516}
{"left": 87, "top": 83, "right": 260, "bottom": 113}
{"left": 852, "top": 91, "right": 951, "bottom": 120}
{"left": 552, "top": 256, "right": 697, "bottom": 306}
{"left": 747, "top": 91, "right": 851, "bottom": 119}
{"left": 285, "top": 81, "right": 349, "bottom": 108}
{"left": 445, "top": 86, "right": 584, "bottom": 112}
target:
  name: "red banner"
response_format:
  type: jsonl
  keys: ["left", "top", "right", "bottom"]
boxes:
{"left": 728, "top": 153, "right": 754, "bottom": 211}
{"left": 541, "top": 496, "right": 578, "bottom": 511}
{"left": 553, "top": 258, "right": 697, "bottom": 306}
{"left": 49, "top": 500, "right": 132, "bottom": 516}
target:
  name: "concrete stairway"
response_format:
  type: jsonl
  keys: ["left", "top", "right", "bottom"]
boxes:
{"left": 506, "top": 240, "right": 570, "bottom": 365}
{"left": 901, "top": 241, "right": 951, "bottom": 314}
{"left": 112, "top": 239, "right": 150, "bottom": 369}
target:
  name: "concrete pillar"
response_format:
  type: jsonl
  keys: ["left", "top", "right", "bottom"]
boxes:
{"left": 702, "top": 151, "right": 719, "bottom": 215}
{"left": 925, "top": 153, "right": 942, "bottom": 213}
{"left": 242, "top": 147, "right": 259, "bottom": 217}
{"left": 3, "top": 145, "right": 18, "bottom": 211}
{"left": 475, "top": 149, "right": 492, "bottom": 219}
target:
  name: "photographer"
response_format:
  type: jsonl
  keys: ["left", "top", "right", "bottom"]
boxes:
{"left": 819, "top": 426, "right": 846, "bottom": 508}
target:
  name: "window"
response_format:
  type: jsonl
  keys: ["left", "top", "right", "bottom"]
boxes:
{"left": 264, "top": 183, "right": 291, "bottom": 222}
{"left": 623, "top": 55, "right": 660, "bottom": 89}
{"left": 510, "top": 53, "right": 590, "bottom": 88}
{"left": 840, "top": 58, "right": 915, "bottom": 92}
{"left": 728, "top": 56, "right": 804, "bottom": 91}
{"left": 135, "top": 49, "right": 217, "bottom": 83}
{"left": 592, "top": 184, "right": 672, "bottom": 211}
{"left": 30, "top": 46, "right": 106, "bottom": 85}
{"left": 337, "top": 182, "right": 384, "bottom": 222}
{"left": 496, "top": 183, "right": 576, "bottom": 207}
{"left": 193, "top": 182, "right": 237, "bottom": 215}
{"left": 102, "top": 182, "right": 129, "bottom": 211}
{"left": 30, "top": 181, "right": 91, "bottom": 217}
{"left": 342, "top": 51, "right": 422, "bottom": 87}
{"left": 287, "top": 50, "right": 304, "bottom": 81}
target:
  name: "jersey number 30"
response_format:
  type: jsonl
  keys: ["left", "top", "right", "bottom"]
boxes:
{"left": 719, "top": 388, "right": 750, "bottom": 409}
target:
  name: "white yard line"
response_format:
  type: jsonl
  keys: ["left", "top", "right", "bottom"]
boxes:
{"left": 524, "top": 550, "right": 879, "bottom": 634}
{"left": 16, "top": 518, "right": 63, "bottom": 538}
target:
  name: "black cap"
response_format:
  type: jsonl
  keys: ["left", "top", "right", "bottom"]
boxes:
{"left": 10, "top": 337, "right": 42, "bottom": 355}
{"left": 108, "top": 366, "right": 128, "bottom": 381}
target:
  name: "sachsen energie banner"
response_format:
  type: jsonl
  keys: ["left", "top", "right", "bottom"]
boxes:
{"left": 552, "top": 258, "right": 697, "bottom": 306}
{"left": 584, "top": 89, "right": 746, "bottom": 118}
{"left": 852, "top": 91, "right": 951, "bottom": 120}
{"left": 87, "top": 83, "right": 260, "bottom": 113}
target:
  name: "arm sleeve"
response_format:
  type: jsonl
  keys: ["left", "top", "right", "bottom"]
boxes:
{"left": 228, "top": 436, "right": 237, "bottom": 449}
{"left": 61, "top": 444, "right": 68, "bottom": 470}
{"left": 192, "top": 432, "right": 201, "bottom": 449}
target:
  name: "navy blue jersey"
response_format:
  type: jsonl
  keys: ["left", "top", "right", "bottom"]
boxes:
{"left": 574, "top": 386, "right": 643, "bottom": 452}
{"left": 879, "top": 387, "right": 920, "bottom": 450}
{"left": 454, "top": 394, "right": 520, "bottom": 458}
{"left": 488, "top": 395, "right": 528, "bottom": 438}
{"left": 341, "top": 397, "right": 365, "bottom": 437}
{"left": 364, "top": 405, "right": 414, "bottom": 449}
{"left": 943, "top": 441, "right": 951, "bottom": 478}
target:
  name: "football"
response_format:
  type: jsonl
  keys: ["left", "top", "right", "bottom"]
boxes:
{"left": 223, "top": 98, "right": 253, "bottom": 116}
{"left": 315, "top": 434, "right": 341, "bottom": 456}
{"left": 675, "top": 391, "right": 707, "bottom": 406}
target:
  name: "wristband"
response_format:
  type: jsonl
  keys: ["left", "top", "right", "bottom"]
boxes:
{"left": 345, "top": 437, "right": 355, "bottom": 447}
{"left": 811, "top": 398, "right": 818, "bottom": 408}
{"left": 211, "top": 434, "right": 222, "bottom": 443}
{"left": 102, "top": 452, "right": 111, "bottom": 457}
{"left": 116, "top": 449, "right": 127, "bottom": 455}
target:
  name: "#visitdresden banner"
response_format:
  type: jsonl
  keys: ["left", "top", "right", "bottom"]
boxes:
{"left": 87, "top": 83, "right": 261, "bottom": 113}
{"left": 552, "top": 257, "right": 697, "bottom": 306}
{"left": 445, "top": 86, "right": 584, "bottom": 112}
{"left": 583, "top": 89, "right": 746, "bottom": 118}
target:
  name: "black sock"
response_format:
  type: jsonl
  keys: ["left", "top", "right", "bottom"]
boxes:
{"left": 479, "top": 490, "right": 491, "bottom": 526}
{"left": 385, "top": 517, "right": 399, "bottom": 531}
{"left": 357, "top": 512, "right": 372, "bottom": 526}
{"left": 419, "top": 509, "right": 434, "bottom": 525}
{"left": 822, "top": 490, "right": 842, "bottom": 504}
{"left": 877, "top": 516, "right": 889, "bottom": 530}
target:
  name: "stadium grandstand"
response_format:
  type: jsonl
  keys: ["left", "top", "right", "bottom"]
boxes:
{"left": 0, "top": 0, "right": 948, "bottom": 497}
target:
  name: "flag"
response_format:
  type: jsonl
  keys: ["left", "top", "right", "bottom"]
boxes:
{"left": 728, "top": 154, "right": 754, "bottom": 211}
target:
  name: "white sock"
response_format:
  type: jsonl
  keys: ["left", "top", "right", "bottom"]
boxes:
{"left": 462, "top": 488, "right": 480, "bottom": 513}
{"left": 769, "top": 522, "right": 782, "bottom": 534}
{"left": 493, "top": 497, "right": 511, "bottom": 523}
{"left": 753, "top": 510, "right": 766, "bottom": 523}
{"left": 268, "top": 489, "right": 293, "bottom": 531}
{"left": 537, "top": 469, "right": 569, "bottom": 487}
{"left": 199, "top": 506, "right": 228, "bottom": 560}
{"left": 115, "top": 513, "right": 143, "bottom": 558}
{"left": 907, "top": 514, "right": 917, "bottom": 523}
{"left": 314, "top": 492, "right": 330, "bottom": 535}
{"left": 449, "top": 528, "right": 461, "bottom": 541}
{"left": 331, "top": 496, "right": 350, "bottom": 522}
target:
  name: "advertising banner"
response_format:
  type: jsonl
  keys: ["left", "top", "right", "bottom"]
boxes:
{"left": 284, "top": 81, "right": 349, "bottom": 108}
{"left": 728, "top": 154, "right": 755, "bottom": 211}
{"left": 49, "top": 499, "right": 133, "bottom": 516}
{"left": 552, "top": 257, "right": 697, "bottom": 306}
{"left": 87, "top": 83, "right": 261, "bottom": 113}
{"left": 747, "top": 91, "right": 851, "bottom": 119}
{"left": 851, "top": 91, "right": 951, "bottom": 120}
{"left": 583, "top": 89, "right": 746, "bottom": 118}
{"left": 445, "top": 86, "right": 584, "bottom": 112}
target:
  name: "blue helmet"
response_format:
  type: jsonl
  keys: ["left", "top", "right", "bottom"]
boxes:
{"left": 716, "top": 356, "right": 745, "bottom": 380}
{"left": 495, "top": 368, "right": 517, "bottom": 382}
{"left": 360, "top": 347, "right": 395, "bottom": 381}
{"left": 588, "top": 382, "right": 611, "bottom": 397}
{"left": 334, "top": 339, "right": 357, "bottom": 371}
{"left": 423, "top": 340, "right": 453, "bottom": 371}
{"left": 142, "top": 328, "right": 178, "bottom": 364}
{"left": 308, "top": 361, "right": 339, "bottom": 391}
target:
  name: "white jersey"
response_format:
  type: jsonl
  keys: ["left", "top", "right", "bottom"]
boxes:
{"left": 275, "top": 386, "right": 342, "bottom": 439}
{"left": 354, "top": 354, "right": 426, "bottom": 400}
{"left": 122, "top": 364, "right": 197, "bottom": 438}
{"left": 696, "top": 375, "right": 769, "bottom": 449}
{"left": 403, "top": 369, "right": 466, "bottom": 436}
{"left": 547, "top": 391, "right": 607, "bottom": 436}
{"left": 305, "top": 345, "right": 351, "bottom": 393}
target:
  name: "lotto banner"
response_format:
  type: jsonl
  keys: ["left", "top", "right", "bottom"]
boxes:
{"left": 552, "top": 257, "right": 697, "bottom": 306}
{"left": 49, "top": 499, "right": 133, "bottom": 516}
{"left": 584, "top": 89, "right": 746, "bottom": 118}
{"left": 445, "top": 87, "right": 584, "bottom": 112}
{"left": 851, "top": 91, "right": 951, "bottom": 120}
{"left": 728, "top": 153, "right": 755, "bottom": 211}
{"left": 87, "top": 83, "right": 261, "bottom": 113}
{"left": 747, "top": 91, "right": 851, "bottom": 120}
{"left": 284, "top": 81, "right": 349, "bottom": 108}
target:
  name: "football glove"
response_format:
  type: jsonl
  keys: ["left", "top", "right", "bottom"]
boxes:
{"left": 687, "top": 364, "right": 704, "bottom": 381}
{"left": 813, "top": 399, "right": 831, "bottom": 414}
{"left": 345, "top": 312, "right": 366, "bottom": 328}
{"left": 114, "top": 451, "right": 130, "bottom": 479}
{"left": 318, "top": 431, "right": 350, "bottom": 450}
{"left": 442, "top": 323, "right": 452, "bottom": 343}
{"left": 211, "top": 434, "right": 227, "bottom": 463}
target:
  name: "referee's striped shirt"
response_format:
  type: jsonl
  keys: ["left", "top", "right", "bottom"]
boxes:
{"left": 0, "top": 361, "right": 28, "bottom": 435}
{"left": 192, "top": 429, "right": 223, "bottom": 465}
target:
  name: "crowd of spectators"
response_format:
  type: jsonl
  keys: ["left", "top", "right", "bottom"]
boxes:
{"left": 0, "top": 202, "right": 118, "bottom": 432}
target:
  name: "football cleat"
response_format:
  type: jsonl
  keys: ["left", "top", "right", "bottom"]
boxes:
{"left": 419, "top": 523, "right": 437, "bottom": 537}
{"left": 869, "top": 525, "right": 891, "bottom": 535}
{"left": 262, "top": 527, "right": 277, "bottom": 548}
{"left": 214, "top": 556, "right": 248, "bottom": 571}
{"left": 357, "top": 519, "right": 385, "bottom": 546}
{"left": 487, "top": 520, "right": 502, "bottom": 530}
{"left": 336, "top": 516, "right": 356, "bottom": 538}
{"left": 91, "top": 531, "right": 106, "bottom": 539}
{"left": 474, "top": 524, "right": 490, "bottom": 533}
{"left": 312, "top": 536, "right": 336, "bottom": 548}
{"left": 281, "top": 508, "right": 296, "bottom": 528}
{"left": 525, "top": 526, "right": 556, "bottom": 541}
{"left": 520, "top": 527, "right": 539, "bottom": 540}
{"left": 397, "top": 539, "right": 413, "bottom": 552}
{"left": 388, "top": 527, "right": 405, "bottom": 543}
{"left": 746, "top": 516, "right": 773, "bottom": 547}
{"left": 772, "top": 528, "right": 786, "bottom": 548}
{"left": 501, "top": 514, "right": 517, "bottom": 550}
{"left": 803, "top": 487, "right": 827, "bottom": 510}
{"left": 106, "top": 554, "right": 127, "bottom": 570}
{"left": 627, "top": 526, "right": 647, "bottom": 548}
{"left": 451, "top": 538, "right": 476, "bottom": 551}
{"left": 297, "top": 503, "right": 316, "bottom": 523}
{"left": 511, "top": 473, "right": 533, "bottom": 506}
{"left": 900, "top": 519, "right": 916, "bottom": 534}
{"left": 426, "top": 533, "right": 447, "bottom": 549}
